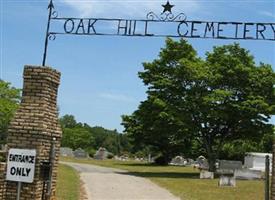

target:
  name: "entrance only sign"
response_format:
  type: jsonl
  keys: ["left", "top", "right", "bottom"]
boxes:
{"left": 6, "top": 149, "right": 36, "bottom": 183}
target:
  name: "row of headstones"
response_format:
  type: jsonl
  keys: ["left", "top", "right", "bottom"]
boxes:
{"left": 60, "top": 147, "right": 88, "bottom": 158}
{"left": 61, "top": 147, "right": 113, "bottom": 159}
{"left": 200, "top": 159, "right": 266, "bottom": 187}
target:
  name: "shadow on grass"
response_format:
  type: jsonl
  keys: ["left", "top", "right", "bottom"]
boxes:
{"left": 116, "top": 163, "right": 160, "bottom": 167}
{"left": 116, "top": 171, "right": 199, "bottom": 179}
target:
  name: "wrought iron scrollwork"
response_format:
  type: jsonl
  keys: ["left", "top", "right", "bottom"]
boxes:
{"left": 51, "top": 10, "right": 58, "bottom": 19}
{"left": 48, "top": 33, "right": 56, "bottom": 41}
{"left": 146, "top": 11, "right": 186, "bottom": 21}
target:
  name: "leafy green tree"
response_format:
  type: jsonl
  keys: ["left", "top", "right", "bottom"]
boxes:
{"left": 0, "top": 80, "right": 21, "bottom": 144}
{"left": 59, "top": 115, "right": 131, "bottom": 156}
{"left": 59, "top": 114, "right": 77, "bottom": 128}
{"left": 61, "top": 127, "right": 95, "bottom": 150}
{"left": 122, "top": 39, "right": 275, "bottom": 170}
{"left": 122, "top": 96, "right": 192, "bottom": 164}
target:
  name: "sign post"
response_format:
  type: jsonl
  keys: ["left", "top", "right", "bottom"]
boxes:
{"left": 265, "top": 155, "right": 270, "bottom": 200}
{"left": 16, "top": 182, "right": 22, "bottom": 200}
{"left": 6, "top": 148, "right": 36, "bottom": 199}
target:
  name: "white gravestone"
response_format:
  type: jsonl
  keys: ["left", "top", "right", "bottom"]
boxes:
{"left": 244, "top": 152, "right": 272, "bottom": 172}
{"left": 200, "top": 170, "right": 214, "bottom": 179}
{"left": 234, "top": 169, "right": 263, "bottom": 180}
{"left": 219, "top": 175, "right": 236, "bottom": 187}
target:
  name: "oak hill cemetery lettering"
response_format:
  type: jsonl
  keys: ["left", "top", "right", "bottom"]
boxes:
{"left": 60, "top": 19, "right": 275, "bottom": 41}
{"left": 43, "top": 0, "right": 274, "bottom": 65}
{"left": 48, "top": 1, "right": 275, "bottom": 42}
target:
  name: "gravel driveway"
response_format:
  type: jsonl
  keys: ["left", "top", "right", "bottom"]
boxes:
{"left": 62, "top": 162, "right": 180, "bottom": 200}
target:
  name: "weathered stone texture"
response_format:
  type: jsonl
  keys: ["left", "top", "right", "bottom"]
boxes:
{"left": 0, "top": 163, "right": 6, "bottom": 199}
{"left": 3, "top": 66, "right": 62, "bottom": 200}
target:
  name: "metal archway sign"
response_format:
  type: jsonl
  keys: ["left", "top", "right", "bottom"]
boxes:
{"left": 42, "top": 0, "right": 275, "bottom": 66}
{"left": 40, "top": 1, "right": 274, "bottom": 200}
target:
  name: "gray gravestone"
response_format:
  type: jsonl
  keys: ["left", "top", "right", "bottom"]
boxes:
{"left": 217, "top": 160, "right": 242, "bottom": 187}
{"left": 74, "top": 148, "right": 88, "bottom": 158}
{"left": 94, "top": 147, "right": 109, "bottom": 160}
{"left": 170, "top": 156, "right": 185, "bottom": 166}
{"left": 219, "top": 160, "right": 242, "bottom": 171}
{"left": 60, "top": 147, "right": 74, "bottom": 157}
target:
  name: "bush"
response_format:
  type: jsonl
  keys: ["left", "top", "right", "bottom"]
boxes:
{"left": 154, "top": 155, "right": 171, "bottom": 165}
{"left": 86, "top": 148, "right": 96, "bottom": 158}
{"left": 107, "top": 153, "right": 114, "bottom": 159}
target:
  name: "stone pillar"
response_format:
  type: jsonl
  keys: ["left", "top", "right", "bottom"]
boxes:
{"left": 0, "top": 163, "right": 6, "bottom": 199}
{"left": 5, "top": 66, "right": 62, "bottom": 200}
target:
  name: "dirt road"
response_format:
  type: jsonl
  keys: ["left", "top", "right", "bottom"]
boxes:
{"left": 62, "top": 162, "right": 180, "bottom": 200}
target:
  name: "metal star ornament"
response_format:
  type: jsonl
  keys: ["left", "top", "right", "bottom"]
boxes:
{"left": 162, "top": 1, "right": 174, "bottom": 13}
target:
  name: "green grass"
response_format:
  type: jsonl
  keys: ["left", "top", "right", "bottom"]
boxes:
{"left": 56, "top": 164, "right": 80, "bottom": 200}
{"left": 61, "top": 157, "right": 264, "bottom": 200}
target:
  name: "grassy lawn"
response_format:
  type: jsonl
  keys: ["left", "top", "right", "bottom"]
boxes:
{"left": 56, "top": 164, "right": 80, "bottom": 200}
{"left": 61, "top": 157, "right": 264, "bottom": 200}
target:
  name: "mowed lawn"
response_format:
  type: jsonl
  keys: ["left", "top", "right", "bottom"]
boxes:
{"left": 61, "top": 157, "right": 264, "bottom": 200}
{"left": 56, "top": 164, "right": 80, "bottom": 200}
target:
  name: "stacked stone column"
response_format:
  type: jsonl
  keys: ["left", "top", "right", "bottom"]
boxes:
{"left": 0, "top": 163, "right": 6, "bottom": 199}
{"left": 5, "top": 66, "right": 62, "bottom": 200}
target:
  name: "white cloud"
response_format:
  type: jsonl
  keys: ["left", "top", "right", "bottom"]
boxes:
{"left": 57, "top": 0, "right": 201, "bottom": 18}
{"left": 98, "top": 92, "right": 136, "bottom": 102}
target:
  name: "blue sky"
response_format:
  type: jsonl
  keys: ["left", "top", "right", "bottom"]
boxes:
{"left": 1, "top": 0, "right": 275, "bottom": 132}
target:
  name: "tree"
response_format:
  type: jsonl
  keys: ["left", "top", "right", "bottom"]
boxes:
{"left": 122, "top": 96, "right": 192, "bottom": 165}
{"left": 59, "top": 115, "right": 132, "bottom": 156}
{"left": 61, "top": 127, "right": 95, "bottom": 150}
{"left": 0, "top": 80, "right": 21, "bottom": 144}
{"left": 122, "top": 38, "right": 275, "bottom": 170}
{"left": 59, "top": 114, "right": 77, "bottom": 128}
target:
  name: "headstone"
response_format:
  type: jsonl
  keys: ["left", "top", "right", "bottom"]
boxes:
{"left": 218, "top": 160, "right": 242, "bottom": 174}
{"left": 234, "top": 169, "right": 263, "bottom": 180}
{"left": 200, "top": 170, "right": 214, "bottom": 179}
{"left": 170, "top": 156, "right": 185, "bottom": 166}
{"left": 186, "top": 158, "right": 195, "bottom": 166}
{"left": 119, "top": 155, "right": 129, "bottom": 161}
{"left": 60, "top": 147, "right": 74, "bottom": 157}
{"left": 219, "top": 175, "right": 236, "bottom": 187}
{"left": 94, "top": 147, "right": 108, "bottom": 160}
{"left": 148, "top": 154, "right": 152, "bottom": 163}
{"left": 244, "top": 152, "right": 272, "bottom": 172}
{"left": 197, "top": 156, "right": 209, "bottom": 170}
{"left": 74, "top": 148, "right": 88, "bottom": 158}
{"left": 217, "top": 160, "right": 242, "bottom": 187}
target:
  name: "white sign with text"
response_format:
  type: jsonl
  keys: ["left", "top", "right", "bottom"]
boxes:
{"left": 6, "top": 149, "right": 36, "bottom": 183}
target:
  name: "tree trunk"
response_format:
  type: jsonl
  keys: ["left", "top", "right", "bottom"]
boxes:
{"left": 204, "top": 136, "right": 216, "bottom": 172}
{"left": 208, "top": 153, "right": 216, "bottom": 172}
